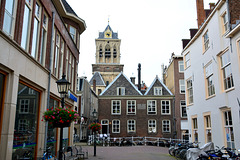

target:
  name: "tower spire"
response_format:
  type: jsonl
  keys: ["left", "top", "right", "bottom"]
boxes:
{"left": 108, "top": 15, "right": 110, "bottom": 25}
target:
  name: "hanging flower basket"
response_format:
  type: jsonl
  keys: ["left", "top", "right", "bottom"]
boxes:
{"left": 42, "top": 107, "right": 79, "bottom": 128}
{"left": 88, "top": 122, "right": 101, "bottom": 132}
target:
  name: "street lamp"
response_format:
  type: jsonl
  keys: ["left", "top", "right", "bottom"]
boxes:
{"left": 56, "top": 74, "right": 71, "bottom": 160}
{"left": 92, "top": 109, "right": 98, "bottom": 156}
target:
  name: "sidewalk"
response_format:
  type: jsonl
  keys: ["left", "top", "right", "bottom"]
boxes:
{"left": 75, "top": 143, "right": 176, "bottom": 160}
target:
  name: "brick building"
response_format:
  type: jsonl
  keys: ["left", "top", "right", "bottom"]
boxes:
{"left": 98, "top": 72, "right": 175, "bottom": 138}
{"left": 0, "top": 0, "right": 86, "bottom": 159}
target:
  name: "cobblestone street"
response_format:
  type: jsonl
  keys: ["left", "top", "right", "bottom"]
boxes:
{"left": 81, "top": 145, "right": 176, "bottom": 160}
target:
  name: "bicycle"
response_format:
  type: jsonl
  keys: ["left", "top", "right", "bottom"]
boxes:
{"left": 42, "top": 147, "right": 55, "bottom": 160}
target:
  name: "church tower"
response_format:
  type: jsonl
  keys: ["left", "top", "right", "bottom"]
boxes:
{"left": 91, "top": 24, "right": 124, "bottom": 89}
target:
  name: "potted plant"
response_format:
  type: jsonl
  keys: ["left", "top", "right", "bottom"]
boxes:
{"left": 42, "top": 107, "right": 79, "bottom": 128}
{"left": 88, "top": 122, "right": 101, "bottom": 132}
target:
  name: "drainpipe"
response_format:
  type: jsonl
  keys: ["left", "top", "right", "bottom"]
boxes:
{"left": 44, "top": 11, "right": 55, "bottom": 150}
{"left": 172, "top": 96, "right": 176, "bottom": 139}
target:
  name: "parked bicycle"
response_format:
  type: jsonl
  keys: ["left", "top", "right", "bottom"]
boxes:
{"left": 42, "top": 147, "right": 55, "bottom": 160}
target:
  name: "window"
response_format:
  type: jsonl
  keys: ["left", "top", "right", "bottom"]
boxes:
{"left": 192, "top": 118, "right": 198, "bottom": 142}
{"left": 69, "top": 26, "right": 76, "bottom": 42}
{"left": 154, "top": 87, "right": 162, "bottom": 95}
{"left": 39, "top": 13, "right": 48, "bottom": 65}
{"left": 105, "top": 45, "right": 111, "bottom": 58}
{"left": 68, "top": 54, "right": 72, "bottom": 82}
{"left": 117, "top": 87, "right": 125, "bottom": 95}
{"left": 186, "top": 78, "right": 193, "bottom": 105}
{"left": 71, "top": 59, "right": 75, "bottom": 90}
{"left": 223, "top": 110, "right": 235, "bottom": 148}
{"left": 54, "top": 33, "right": 60, "bottom": 77}
{"left": 205, "top": 62, "right": 215, "bottom": 97}
{"left": 221, "top": 12, "right": 229, "bottom": 33}
{"left": 204, "top": 115, "right": 212, "bottom": 142}
{"left": 112, "top": 100, "right": 121, "bottom": 115}
{"left": 59, "top": 40, "right": 64, "bottom": 78}
{"left": 220, "top": 50, "right": 234, "bottom": 90}
{"left": 112, "top": 120, "right": 120, "bottom": 133}
{"left": 18, "top": 119, "right": 28, "bottom": 131}
{"left": 3, "top": 0, "right": 16, "bottom": 36}
{"left": 127, "top": 120, "right": 135, "bottom": 132}
{"left": 127, "top": 100, "right": 136, "bottom": 115}
{"left": 147, "top": 100, "right": 156, "bottom": 115}
{"left": 180, "top": 101, "right": 187, "bottom": 118}
{"left": 162, "top": 120, "right": 170, "bottom": 133}
{"left": 184, "top": 52, "right": 190, "bottom": 69}
{"left": 19, "top": 99, "right": 29, "bottom": 113}
{"left": 179, "top": 79, "right": 185, "bottom": 94}
{"left": 148, "top": 120, "right": 156, "bottom": 133}
{"left": 161, "top": 100, "right": 170, "bottom": 115}
{"left": 65, "top": 48, "right": 69, "bottom": 80}
{"left": 179, "top": 61, "right": 184, "bottom": 72}
{"left": 21, "top": 0, "right": 32, "bottom": 50}
{"left": 31, "top": 2, "right": 41, "bottom": 58}
{"left": 203, "top": 31, "right": 209, "bottom": 52}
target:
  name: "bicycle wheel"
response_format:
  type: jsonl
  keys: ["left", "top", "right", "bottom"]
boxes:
{"left": 169, "top": 147, "right": 175, "bottom": 156}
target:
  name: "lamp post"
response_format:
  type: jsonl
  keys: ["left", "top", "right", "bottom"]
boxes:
{"left": 92, "top": 109, "right": 98, "bottom": 156}
{"left": 56, "top": 74, "right": 70, "bottom": 160}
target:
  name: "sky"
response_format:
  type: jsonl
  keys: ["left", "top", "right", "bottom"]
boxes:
{"left": 67, "top": 0, "right": 218, "bottom": 86}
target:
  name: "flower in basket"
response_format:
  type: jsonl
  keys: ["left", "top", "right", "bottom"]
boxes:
{"left": 42, "top": 107, "right": 79, "bottom": 126}
{"left": 88, "top": 122, "right": 101, "bottom": 132}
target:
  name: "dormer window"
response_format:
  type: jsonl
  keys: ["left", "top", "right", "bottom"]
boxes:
{"left": 117, "top": 87, "right": 125, "bottom": 95}
{"left": 154, "top": 87, "right": 162, "bottom": 95}
{"left": 70, "top": 25, "right": 76, "bottom": 42}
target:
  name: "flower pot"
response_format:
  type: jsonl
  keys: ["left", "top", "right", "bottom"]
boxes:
{"left": 53, "top": 122, "right": 71, "bottom": 128}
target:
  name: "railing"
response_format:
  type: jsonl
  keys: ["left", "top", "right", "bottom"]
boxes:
{"left": 88, "top": 134, "right": 188, "bottom": 147}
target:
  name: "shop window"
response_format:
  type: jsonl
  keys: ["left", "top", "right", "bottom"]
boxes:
{"left": 12, "top": 82, "right": 40, "bottom": 159}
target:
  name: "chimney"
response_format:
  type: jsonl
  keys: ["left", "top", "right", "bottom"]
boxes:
{"left": 182, "top": 39, "right": 190, "bottom": 49}
{"left": 196, "top": 0, "right": 206, "bottom": 28}
{"left": 130, "top": 77, "right": 135, "bottom": 85}
{"left": 138, "top": 63, "right": 141, "bottom": 91}
{"left": 209, "top": 3, "right": 215, "bottom": 11}
{"left": 93, "top": 79, "right": 96, "bottom": 92}
{"left": 190, "top": 29, "right": 198, "bottom": 39}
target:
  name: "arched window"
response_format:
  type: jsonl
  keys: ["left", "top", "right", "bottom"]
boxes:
{"left": 99, "top": 45, "right": 103, "bottom": 57}
{"left": 113, "top": 46, "right": 117, "bottom": 58}
{"left": 105, "top": 45, "right": 111, "bottom": 58}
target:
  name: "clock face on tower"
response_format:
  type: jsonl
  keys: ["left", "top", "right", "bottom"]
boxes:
{"left": 105, "top": 31, "right": 112, "bottom": 38}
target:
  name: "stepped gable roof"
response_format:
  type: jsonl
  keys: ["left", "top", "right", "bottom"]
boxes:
{"left": 89, "top": 72, "right": 106, "bottom": 86}
{"left": 144, "top": 75, "right": 173, "bottom": 96}
{"left": 100, "top": 72, "right": 142, "bottom": 96}
{"left": 98, "top": 25, "right": 118, "bottom": 39}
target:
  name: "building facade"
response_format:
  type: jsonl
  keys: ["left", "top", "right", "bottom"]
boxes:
{"left": 98, "top": 73, "right": 175, "bottom": 138}
{"left": 182, "top": 0, "right": 240, "bottom": 149}
{"left": 163, "top": 54, "right": 188, "bottom": 140}
{"left": 0, "top": 0, "right": 86, "bottom": 159}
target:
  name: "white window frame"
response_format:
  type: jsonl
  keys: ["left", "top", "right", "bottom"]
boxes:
{"left": 179, "top": 61, "right": 184, "bottom": 72}
{"left": 154, "top": 87, "right": 162, "bottom": 95}
{"left": 112, "top": 119, "right": 120, "bottom": 133}
{"left": 179, "top": 79, "right": 185, "bottom": 94}
{"left": 39, "top": 12, "right": 48, "bottom": 66}
{"left": 147, "top": 100, "right": 157, "bottom": 115}
{"left": 186, "top": 78, "right": 193, "bottom": 105}
{"left": 127, "top": 100, "right": 136, "bottom": 115}
{"left": 117, "top": 87, "right": 125, "bottom": 95}
{"left": 148, "top": 119, "right": 157, "bottom": 133}
{"left": 69, "top": 25, "right": 76, "bottom": 43}
{"left": 19, "top": 99, "right": 29, "bottom": 113}
{"left": 3, "top": 0, "right": 17, "bottom": 36}
{"left": 161, "top": 100, "right": 171, "bottom": 115}
{"left": 18, "top": 119, "right": 28, "bottom": 132}
{"left": 180, "top": 100, "right": 187, "bottom": 118}
{"left": 111, "top": 100, "right": 121, "bottom": 115}
{"left": 204, "top": 115, "right": 212, "bottom": 143}
{"left": 203, "top": 30, "right": 210, "bottom": 52}
{"left": 127, "top": 120, "right": 136, "bottom": 133}
{"left": 220, "top": 50, "right": 234, "bottom": 90}
{"left": 205, "top": 62, "right": 215, "bottom": 97}
{"left": 162, "top": 120, "right": 171, "bottom": 133}
{"left": 21, "top": 0, "right": 32, "bottom": 51}
{"left": 223, "top": 110, "right": 234, "bottom": 148}
{"left": 192, "top": 117, "right": 198, "bottom": 142}
{"left": 184, "top": 52, "right": 190, "bottom": 69}
{"left": 31, "top": 2, "right": 41, "bottom": 59}
{"left": 221, "top": 11, "right": 229, "bottom": 34}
